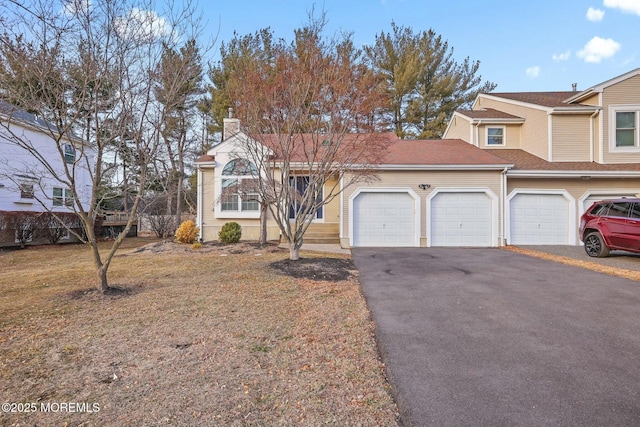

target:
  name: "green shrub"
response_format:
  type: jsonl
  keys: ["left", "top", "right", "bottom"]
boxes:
{"left": 218, "top": 222, "right": 242, "bottom": 244}
{"left": 175, "top": 220, "right": 199, "bottom": 244}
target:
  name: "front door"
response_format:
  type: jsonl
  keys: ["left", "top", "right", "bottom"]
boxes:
{"left": 289, "top": 176, "right": 323, "bottom": 220}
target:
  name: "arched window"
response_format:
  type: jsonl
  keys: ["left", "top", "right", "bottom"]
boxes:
{"left": 220, "top": 158, "right": 259, "bottom": 212}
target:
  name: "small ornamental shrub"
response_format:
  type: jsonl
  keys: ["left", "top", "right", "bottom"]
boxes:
{"left": 218, "top": 222, "right": 242, "bottom": 244}
{"left": 175, "top": 220, "right": 199, "bottom": 244}
{"left": 191, "top": 242, "right": 203, "bottom": 250}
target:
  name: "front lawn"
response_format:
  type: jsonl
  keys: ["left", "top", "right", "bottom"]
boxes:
{"left": 0, "top": 239, "right": 398, "bottom": 426}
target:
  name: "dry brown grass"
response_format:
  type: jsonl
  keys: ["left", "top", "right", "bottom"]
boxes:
{"left": 504, "top": 245, "right": 640, "bottom": 282}
{"left": 0, "top": 239, "right": 399, "bottom": 426}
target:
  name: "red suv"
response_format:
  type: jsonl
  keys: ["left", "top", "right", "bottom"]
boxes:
{"left": 580, "top": 198, "right": 640, "bottom": 257}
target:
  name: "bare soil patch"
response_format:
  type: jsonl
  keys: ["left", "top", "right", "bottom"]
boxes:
{"left": 0, "top": 238, "right": 399, "bottom": 426}
{"left": 271, "top": 257, "right": 357, "bottom": 282}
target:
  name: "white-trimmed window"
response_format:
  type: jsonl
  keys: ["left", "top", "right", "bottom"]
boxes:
{"left": 220, "top": 158, "right": 259, "bottom": 212}
{"left": 53, "top": 187, "right": 74, "bottom": 207}
{"left": 610, "top": 106, "right": 640, "bottom": 150}
{"left": 486, "top": 126, "right": 505, "bottom": 146}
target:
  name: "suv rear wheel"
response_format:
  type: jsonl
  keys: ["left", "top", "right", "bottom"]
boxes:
{"left": 584, "top": 231, "right": 610, "bottom": 258}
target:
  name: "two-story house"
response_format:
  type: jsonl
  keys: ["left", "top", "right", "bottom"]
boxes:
{"left": 0, "top": 103, "right": 94, "bottom": 247}
{"left": 197, "top": 68, "right": 640, "bottom": 249}
{"left": 443, "top": 67, "right": 640, "bottom": 246}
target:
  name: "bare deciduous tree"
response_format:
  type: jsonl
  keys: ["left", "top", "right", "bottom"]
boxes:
{"left": 224, "top": 16, "right": 390, "bottom": 260}
{"left": 0, "top": 0, "right": 204, "bottom": 292}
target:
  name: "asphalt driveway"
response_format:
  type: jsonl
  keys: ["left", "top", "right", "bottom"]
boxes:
{"left": 352, "top": 247, "right": 640, "bottom": 427}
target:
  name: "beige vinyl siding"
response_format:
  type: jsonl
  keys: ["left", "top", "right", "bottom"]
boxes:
{"left": 323, "top": 177, "right": 341, "bottom": 223}
{"left": 507, "top": 177, "right": 640, "bottom": 243}
{"left": 593, "top": 114, "right": 602, "bottom": 163}
{"left": 476, "top": 97, "right": 549, "bottom": 159}
{"left": 603, "top": 74, "right": 640, "bottom": 163}
{"left": 341, "top": 170, "right": 503, "bottom": 247}
{"left": 578, "top": 93, "right": 600, "bottom": 106}
{"left": 551, "top": 115, "right": 591, "bottom": 161}
{"left": 444, "top": 115, "right": 473, "bottom": 142}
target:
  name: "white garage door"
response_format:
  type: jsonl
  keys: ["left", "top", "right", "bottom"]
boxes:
{"left": 353, "top": 192, "right": 416, "bottom": 247}
{"left": 430, "top": 192, "right": 492, "bottom": 247}
{"left": 510, "top": 194, "right": 569, "bottom": 245}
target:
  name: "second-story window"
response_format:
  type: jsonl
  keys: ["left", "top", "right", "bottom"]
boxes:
{"left": 615, "top": 111, "right": 636, "bottom": 147}
{"left": 53, "top": 187, "right": 74, "bottom": 207}
{"left": 486, "top": 127, "right": 505, "bottom": 145}
{"left": 64, "top": 144, "right": 76, "bottom": 164}
{"left": 20, "top": 182, "right": 34, "bottom": 199}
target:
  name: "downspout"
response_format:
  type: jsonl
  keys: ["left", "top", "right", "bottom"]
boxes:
{"left": 196, "top": 166, "right": 204, "bottom": 242}
{"left": 589, "top": 110, "right": 599, "bottom": 162}
{"left": 339, "top": 175, "right": 344, "bottom": 247}
{"left": 474, "top": 121, "right": 481, "bottom": 147}
{"left": 500, "top": 166, "right": 508, "bottom": 246}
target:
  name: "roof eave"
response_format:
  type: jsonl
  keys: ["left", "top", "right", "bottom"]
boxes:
{"left": 377, "top": 164, "right": 513, "bottom": 171}
{"left": 470, "top": 118, "right": 526, "bottom": 124}
{"left": 508, "top": 170, "right": 640, "bottom": 178}
{"left": 551, "top": 106, "right": 601, "bottom": 114}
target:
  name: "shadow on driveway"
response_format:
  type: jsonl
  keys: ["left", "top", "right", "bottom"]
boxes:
{"left": 353, "top": 247, "right": 640, "bottom": 427}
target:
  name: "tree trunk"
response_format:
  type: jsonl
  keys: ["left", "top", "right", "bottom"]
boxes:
{"left": 175, "top": 173, "right": 183, "bottom": 230}
{"left": 289, "top": 242, "right": 300, "bottom": 261}
{"left": 97, "top": 265, "right": 109, "bottom": 293}
{"left": 288, "top": 235, "right": 303, "bottom": 260}
{"left": 259, "top": 204, "right": 268, "bottom": 245}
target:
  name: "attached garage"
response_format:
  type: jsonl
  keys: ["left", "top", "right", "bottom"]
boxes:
{"left": 581, "top": 193, "right": 638, "bottom": 215}
{"left": 509, "top": 192, "right": 573, "bottom": 245}
{"left": 429, "top": 191, "right": 494, "bottom": 247}
{"left": 352, "top": 191, "right": 417, "bottom": 247}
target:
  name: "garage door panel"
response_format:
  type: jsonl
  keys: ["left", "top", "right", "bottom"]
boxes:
{"left": 431, "top": 192, "right": 493, "bottom": 247}
{"left": 510, "top": 194, "right": 569, "bottom": 245}
{"left": 353, "top": 192, "right": 416, "bottom": 247}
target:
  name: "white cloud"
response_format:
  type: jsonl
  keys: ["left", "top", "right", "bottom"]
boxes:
{"left": 586, "top": 7, "right": 605, "bottom": 21}
{"left": 525, "top": 66, "right": 540, "bottom": 78}
{"left": 604, "top": 0, "right": 640, "bottom": 15}
{"left": 577, "top": 36, "right": 621, "bottom": 63}
{"left": 115, "top": 8, "right": 173, "bottom": 42}
{"left": 63, "top": 0, "right": 91, "bottom": 16}
{"left": 552, "top": 50, "right": 571, "bottom": 61}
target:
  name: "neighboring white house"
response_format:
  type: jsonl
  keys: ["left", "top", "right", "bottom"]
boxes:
{"left": 0, "top": 103, "right": 94, "bottom": 246}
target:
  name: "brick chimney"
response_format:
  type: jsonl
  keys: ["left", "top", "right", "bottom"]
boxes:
{"left": 222, "top": 107, "right": 240, "bottom": 140}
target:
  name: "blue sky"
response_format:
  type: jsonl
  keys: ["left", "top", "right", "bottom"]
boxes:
{"left": 201, "top": 0, "right": 640, "bottom": 92}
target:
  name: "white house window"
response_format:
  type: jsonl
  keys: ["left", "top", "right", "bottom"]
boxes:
{"left": 486, "top": 127, "right": 505, "bottom": 145}
{"left": 220, "top": 158, "right": 259, "bottom": 212}
{"left": 610, "top": 106, "right": 640, "bottom": 150}
{"left": 53, "top": 187, "right": 74, "bottom": 207}
{"left": 64, "top": 144, "right": 76, "bottom": 164}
